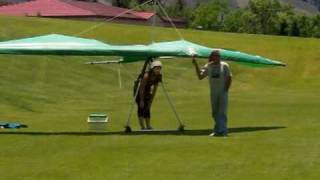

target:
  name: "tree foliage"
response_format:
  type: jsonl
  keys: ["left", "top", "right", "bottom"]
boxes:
{"left": 190, "top": 0, "right": 229, "bottom": 30}
{"left": 192, "top": 0, "right": 320, "bottom": 38}
{"left": 113, "top": 0, "right": 320, "bottom": 38}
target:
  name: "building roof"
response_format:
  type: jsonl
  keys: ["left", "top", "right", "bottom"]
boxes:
{"left": 0, "top": 0, "right": 155, "bottom": 20}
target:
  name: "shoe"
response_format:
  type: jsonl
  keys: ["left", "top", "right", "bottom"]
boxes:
{"left": 209, "top": 132, "right": 228, "bottom": 137}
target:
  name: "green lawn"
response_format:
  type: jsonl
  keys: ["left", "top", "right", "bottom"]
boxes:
{"left": 0, "top": 16, "right": 319, "bottom": 179}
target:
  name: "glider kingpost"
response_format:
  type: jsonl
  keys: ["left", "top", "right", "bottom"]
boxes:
{"left": 0, "top": 34, "right": 286, "bottom": 67}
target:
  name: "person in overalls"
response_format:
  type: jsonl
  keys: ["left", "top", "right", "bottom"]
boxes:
{"left": 135, "top": 61, "right": 162, "bottom": 130}
{"left": 192, "top": 50, "right": 232, "bottom": 137}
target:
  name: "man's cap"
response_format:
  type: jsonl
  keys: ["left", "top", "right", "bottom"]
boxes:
{"left": 150, "top": 60, "right": 162, "bottom": 69}
{"left": 210, "top": 50, "right": 220, "bottom": 57}
{"left": 208, "top": 50, "right": 221, "bottom": 63}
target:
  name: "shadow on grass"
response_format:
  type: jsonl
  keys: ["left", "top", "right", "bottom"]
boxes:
{"left": 0, "top": 126, "right": 285, "bottom": 136}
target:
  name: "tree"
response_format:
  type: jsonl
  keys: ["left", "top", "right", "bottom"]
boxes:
{"left": 112, "top": 0, "right": 129, "bottom": 7}
{"left": 191, "top": 0, "right": 229, "bottom": 30}
{"left": 164, "top": 0, "right": 189, "bottom": 18}
{"left": 311, "top": 15, "right": 320, "bottom": 37}
{"left": 276, "top": 5, "right": 295, "bottom": 36}
{"left": 223, "top": 10, "right": 245, "bottom": 32}
{"left": 245, "top": 0, "right": 283, "bottom": 34}
{"left": 297, "top": 15, "right": 313, "bottom": 37}
{"left": 289, "top": 18, "right": 300, "bottom": 36}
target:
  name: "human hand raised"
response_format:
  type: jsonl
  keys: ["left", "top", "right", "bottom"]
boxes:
{"left": 192, "top": 54, "right": 197, "bottom": 64}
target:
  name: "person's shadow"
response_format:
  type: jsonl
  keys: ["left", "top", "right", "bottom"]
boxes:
{"left": 0, "top": 126, "right": 285, "bottom": 136}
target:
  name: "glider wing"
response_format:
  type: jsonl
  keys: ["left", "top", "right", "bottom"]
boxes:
{"left": 0, "top": 34, "right": 286, "bottom": 67}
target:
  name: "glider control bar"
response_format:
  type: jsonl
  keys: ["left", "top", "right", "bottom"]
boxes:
{"left": 85, "top": 59, "right": 123, "bottom": 88}
{"left": 85, "top": 60, "right": 122, "bottom": 65}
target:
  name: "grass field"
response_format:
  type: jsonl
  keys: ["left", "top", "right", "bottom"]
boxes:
{"left": 0, "top": 16, "right": 320, "bottom": 179}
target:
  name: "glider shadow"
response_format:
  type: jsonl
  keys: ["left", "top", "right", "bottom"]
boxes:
{"left": 0, "top": 126, "right": 285, "bottom": 136}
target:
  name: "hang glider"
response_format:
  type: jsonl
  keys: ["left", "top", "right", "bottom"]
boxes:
{"left": 0, "top": 34, "right": 286, "bottom": 67}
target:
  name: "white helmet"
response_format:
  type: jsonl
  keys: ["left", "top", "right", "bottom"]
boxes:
{"left": 150, "top": 60, "right": 162, "bottom": 69}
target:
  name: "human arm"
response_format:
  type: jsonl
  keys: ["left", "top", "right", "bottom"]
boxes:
{"left": 149, "top": 83, "right": 158, "bottom": 108}
{"left": 225, "top": 76, "right": 232, "bottom": 92}
{"left": 224, "top": 63, "right": 232, "bottom": 92}
{"left": 192, "top": 56, "right": 207, "bottom": 80}
{"left": 138, "top": 73, "right": 148, "bottom": 108}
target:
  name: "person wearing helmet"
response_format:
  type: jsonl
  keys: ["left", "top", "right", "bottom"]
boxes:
{"left": 192, "top": 50, "right": 232, "bottom": 137}
{"left": 135, "top": 60, "right": 162, "bottom": 130}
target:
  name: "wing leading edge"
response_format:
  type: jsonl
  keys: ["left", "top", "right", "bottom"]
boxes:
{"left": 0, "top": 34, "right": 286, "bottom": 67}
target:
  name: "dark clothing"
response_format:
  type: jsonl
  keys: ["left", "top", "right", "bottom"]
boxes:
{"left": 135, "top": 71, "right": 162, "bottom": 118}
{"left": 136, "top": 95, "right": 152, "bottom": 118}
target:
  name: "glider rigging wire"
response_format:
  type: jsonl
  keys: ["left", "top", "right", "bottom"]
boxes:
{"left": 150, "top": 0, "right": 157, "bottom": 43}
{"left": 81, "top": 0, "right": 186, "bottom": 89}
{"left": 76, "top": 0, "right": 185, "bottom": 41}
{"left": 76, "top": 0, "right": 154, "bottom": 36}
{"left": 155, "top": 0, "right": 184, "bottom": 40}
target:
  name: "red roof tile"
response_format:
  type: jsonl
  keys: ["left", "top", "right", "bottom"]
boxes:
{"left": 130, "top": 11, "right": 154, "bottom": 20}
{"left": 63, "top": 0, "right": 139, "bottom": 19}
{"left": 0, "top": 0, "right": 155, "bottom": 20}
{"left": 0, "top": 0, "right": 94, "bottom": 16}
